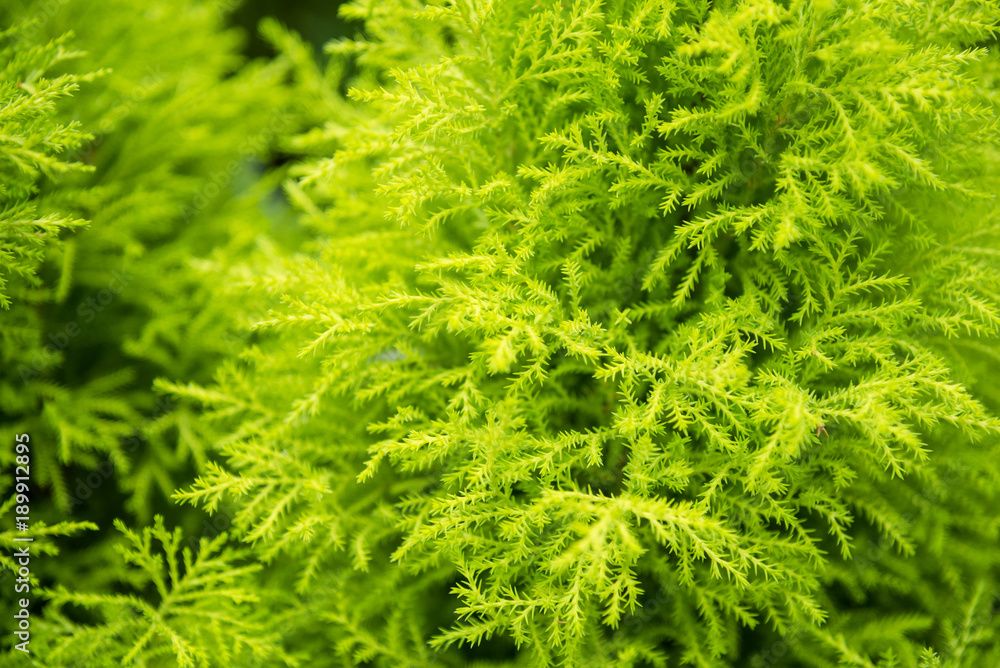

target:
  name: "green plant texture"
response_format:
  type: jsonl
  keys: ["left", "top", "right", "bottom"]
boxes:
{"left": 2, "top": 1, "right": 1000, "bottom": 667}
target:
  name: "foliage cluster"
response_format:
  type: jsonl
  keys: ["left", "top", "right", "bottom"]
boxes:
{"left": 2, "top": 0, "right": 301, "bottom": 664}
{"left": 2, "top": 1, "right": 1000, "bottom": 667}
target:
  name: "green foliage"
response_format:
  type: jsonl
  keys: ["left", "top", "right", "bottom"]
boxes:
{"left": 36, "top": 516, "right": 292, "bottom": 667}
{"left": 165, "top": 0, "right": 1000, "bottom": 665}
{"left": 0, "top": 0, "right": 301, "bottom": 519}
{"left": 0, "top": 26, "right": 90, "bottom": 309}
{"left": 3, "top": 0, "right": 1000, "bottom": 666}
{"left": 1, "top": 0, "right": 301, "bottom": 661}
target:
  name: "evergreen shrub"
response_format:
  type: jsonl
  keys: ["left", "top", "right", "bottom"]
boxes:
{"left": 3, "top": 1, "right": 1000, "bottom": 666}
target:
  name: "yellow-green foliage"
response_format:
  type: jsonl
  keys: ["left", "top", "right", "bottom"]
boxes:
{"left": 3, "top": 1, "right": 1000, "bottom": 667}
{"left": 2, "top": 1, "right": 300, "bottom": 664}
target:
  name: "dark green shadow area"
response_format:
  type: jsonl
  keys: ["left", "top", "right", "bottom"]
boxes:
{"left": 230, "top": 0, "right": 352, "bottom": 57}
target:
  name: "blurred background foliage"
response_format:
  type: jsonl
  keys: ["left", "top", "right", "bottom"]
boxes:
{"left": 2, "top": 0, "right": 999, "bottom": 665}
{"left": 0, "top": 2, "right": 328, "bottom": 658}
{"left": 232, "top": 0, "right": 352, "bottom": 59}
